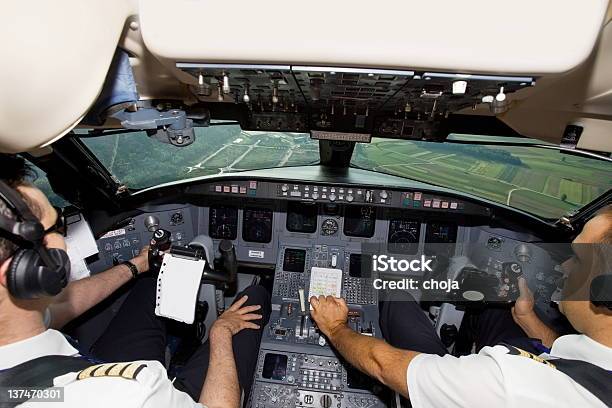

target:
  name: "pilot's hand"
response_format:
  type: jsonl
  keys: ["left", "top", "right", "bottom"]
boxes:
{"left": 44, "top": 231, "right": 67, "bottom": 252}
{"left": 131, "top": 245, "right": 150, "bottom": 274}
{"left": 511, "top": 277, "right": 536, "bottom": 323}
{"left": 211, "top": 295, "right": 262, "bottom": 337}
{"left": 309, "top": 295, "right": 349, "bottom": 339}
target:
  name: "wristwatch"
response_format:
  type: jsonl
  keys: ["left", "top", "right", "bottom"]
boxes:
{"left": 121, "top": 260, "right": 139, "bottom": 279}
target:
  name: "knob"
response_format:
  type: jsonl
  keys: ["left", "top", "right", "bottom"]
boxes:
{"left": 346, "top": 194, "right": 354, "bottom": 202}
{"left": 312, "top": 192, "right": 319, "bottom": 200}
{"left": 144, "top": 215, "right": 160, "bottom": 232}
{"left": 514, "top": 244, "right": 532, "bottom": 263}
{"left": 329, "top": 194, "right": 337, "bottom": 202}
{"left": 379, "top": 190, "right": 388, "bottom": 199}
{"left": 281, "top": 184, "right": 288, "bottom": 192}
{"left": 320, "top": 394, "right": 332, "bottom": 408}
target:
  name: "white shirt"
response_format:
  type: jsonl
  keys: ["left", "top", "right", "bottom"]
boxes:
{"left": 0, "top": 330, "right": 204, "bottom": 408}
{"left": 407, "top": 334, "right": 611, "bottom": 408}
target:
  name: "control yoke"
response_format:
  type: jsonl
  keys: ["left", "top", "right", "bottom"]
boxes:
{"left": 149, "top": 229, "right": 238, "bottom": 289}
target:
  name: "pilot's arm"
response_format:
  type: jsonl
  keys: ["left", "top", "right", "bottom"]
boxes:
{"left": 309, "top": 295, "right": 506, "bottom": 407}
{"left": 47, "top": 247, "right": 150, "bottom": 329}
{"left": 200, "top": 295, "right": 263, "bottom": 408}
{"left": 310, "top": 295, "right": 416, "bottom": 396}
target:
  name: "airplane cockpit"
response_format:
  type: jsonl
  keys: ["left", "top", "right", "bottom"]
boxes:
{"left": 1, "top": 1, "right": 611, "bottom": 407}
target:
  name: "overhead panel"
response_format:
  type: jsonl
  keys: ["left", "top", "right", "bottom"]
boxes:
{"left": 176, "top": 63, "right": 309, "bottom": 132}
{"left": 177, "top": 63, "right": 534, "bottom": 138}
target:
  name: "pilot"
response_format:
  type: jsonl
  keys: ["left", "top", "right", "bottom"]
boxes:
{"left": 0, "top": 154, "right": 270, "bottom": 407}
{"left": 310, "top": 207, "right": 612, "bottom": 407}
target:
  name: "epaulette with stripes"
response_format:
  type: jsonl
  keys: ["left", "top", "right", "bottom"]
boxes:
{"left": 76, "top": 362, "right": 147, "bottom": 381}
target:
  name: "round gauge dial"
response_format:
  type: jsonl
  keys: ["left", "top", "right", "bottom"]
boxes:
{"left": 321, "top": 218, "right": 339, "bottom": 236}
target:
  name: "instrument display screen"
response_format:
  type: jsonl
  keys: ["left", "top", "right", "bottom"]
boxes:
{"left": 243, "top": 208, "right": 273, "bottom": 243}
{"left": 262, "top": 353, "right": 287, "bottom": 381}
{"left": 209, "top": 206, "right": 238, "bottom": 240}
{"left": 344, "top": 205, "right": 376, "bottom": 238}
{"left": 286, "top": 201, "right": 318, "bottom": 233}
{"left": 283, "top": 248, "right": 307, "bottom": 273}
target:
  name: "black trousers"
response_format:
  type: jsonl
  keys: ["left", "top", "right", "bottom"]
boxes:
{"left": 378, "top": 290, "right": 529, "bottom": 356}
{"left": 90, "top": 276, "right": 271, "bottom": 402}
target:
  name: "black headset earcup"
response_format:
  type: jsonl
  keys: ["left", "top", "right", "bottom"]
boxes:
{"left": 8, "top": 249, "right": 40, "bottom": 299}
{"left": 47, "top": 248, "right": 70, "bottom": 289}
{"left": 7, "top": 248, "right": 70, "bottom": 299}
{"left": 6, "top": 249, "right": 24, "bottom": 297}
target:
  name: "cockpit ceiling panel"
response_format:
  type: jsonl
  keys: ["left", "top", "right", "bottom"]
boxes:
{"left": 177, "top": 63, "right": 533, "bottom": 129}
{"left": 141, "top": 0, "right": 608, "bottom": 74}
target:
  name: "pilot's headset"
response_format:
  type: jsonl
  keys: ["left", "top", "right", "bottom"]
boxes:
{"left": 0, "top": 180, "right": 70, "bottom": 299}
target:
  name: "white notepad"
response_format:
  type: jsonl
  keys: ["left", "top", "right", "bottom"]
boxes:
{"left": 308, "top": 267, "right": 343, "bottom": 310}
{"left": 155, "top": 253, "right": 205, "bottom": 324}
{"left": 64, "top": 213, "right": 98, "bottom": 282}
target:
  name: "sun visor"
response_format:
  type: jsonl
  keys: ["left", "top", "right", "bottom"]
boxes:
{"left": 0, "top": 0, "right": 131, "bottom": 153}
{"left": 82, "top": 50, "right": 140, "bottom": 126}
{"left": 140, "top": 0, "right": 608, "bottom": 75}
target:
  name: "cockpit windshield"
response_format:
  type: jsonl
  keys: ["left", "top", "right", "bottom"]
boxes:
{"left": 351, "top": 135, "right": 611, "bottom": 219}
{"left": 79, "top": 124, "right": 319, "bottom": 188}
{"left": 79, "top": 127, "right": 611, "bottom": 220}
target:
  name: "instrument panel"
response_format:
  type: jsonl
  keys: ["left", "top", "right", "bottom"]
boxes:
{"left": 204, "top": 197, "right": 466, "bottom": 267}
{"left": 206, "top": 198, "right": 464, "bottom": 258}
{"left": 200, "top": 178, "right": 488, "bottom": 267}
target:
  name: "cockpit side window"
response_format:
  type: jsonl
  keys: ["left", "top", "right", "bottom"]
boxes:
{"left": 21, "top": 157, "right": 69, "bottom": 208}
